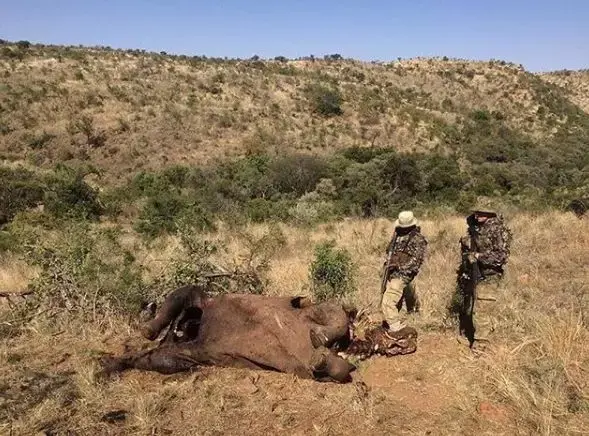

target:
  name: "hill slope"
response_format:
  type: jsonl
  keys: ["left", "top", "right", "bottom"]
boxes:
{"left": 541, "top": 70, "right": 589, "bottom": 113}
{"left": 1, "top": 43, "right": 588, "bottom": 182}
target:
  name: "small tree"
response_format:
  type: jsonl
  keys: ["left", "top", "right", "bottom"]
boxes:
{"left": 16, "top": 40, "right": 31, "bottom": 49}
{"left": 74, "top": 115, "right": 106, "bottom": 147}
{"left": 305, "top": 84, "right": 343, "bottom": 117}
{"left": 44, "top": 166, "right": 103, "bottom": 220}
{"left": 309, "top": 240, "right": 355, "bottom": 302}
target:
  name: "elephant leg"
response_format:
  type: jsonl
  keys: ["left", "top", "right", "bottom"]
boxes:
{"left": 100, "top": 346, "right": 200, "bottom": 375}
{"left": 307, "top": 303, "right": 350, "bottom": 349}
{"left": 310, "top": 347, "right": 355, "bottom": 383}
{"left": 310, "top": 325, "right": 349, "bottom": 348}
{"left": 141, "top": 284, "right": 206, "bottom": 341}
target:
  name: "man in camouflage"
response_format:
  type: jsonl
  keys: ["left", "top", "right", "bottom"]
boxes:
{"left": 458, "top": 209, "right": 512, "bottom": 344}
{"left": 460, "top": 210, "right": 511, "bottom": 280}
{"left": 379, "top": 211, "right": 427, "bottom": 326}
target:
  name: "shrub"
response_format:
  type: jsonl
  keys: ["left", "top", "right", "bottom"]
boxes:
{"left": 0, "top": 166, "right": 45, "bottom": 226}
{"left": 309, "top": 240, "right": 355, "bottom": 302}
{"left": 24, "top": 224, "right": 146, "bottom": 317}
{"left": 247, "top": 198, "right": 276, "bottom": 223}
{"left": 470, "top": 109, "right": 491, "bottom": 122}
{"left": 420, "top": 154, "right": 466, "bottom": 203}
{"left": 73, "top": 115, "right": 106, "bottom": 147}
{"left": 289, "top": 192, "right": 337, "bottom": 225}
{"left": 305, "top": 83, "right": 343, "bottom": 117}
{"left": 340, "top": 146, "right": 389, "bottom": 164}
{"left": 44, "top": 166, "right": 103, "bottom": 220}
{"left": 135, "top": 194, "right": 185, "bottom": 237}
{"left": 0, "top": 230, "right": 17, "bottom": 253}
{"left": 27, "top": 131, "right": 55, "bottom": 149}
{"left": 135, "top": 193, "right": 215, "bottom": 238}
{"left": 269, "top": 154, "right": 328, "bottom": 197}
{"left": 153, "top": 225, "right": 285, "bottom": 297}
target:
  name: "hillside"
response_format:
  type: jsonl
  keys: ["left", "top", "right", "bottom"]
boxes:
{"left": 542, "top": 69, "right": 589, "bottom": 113}
{"left": 1, "top": 42, "right": 588, "bottom": 182}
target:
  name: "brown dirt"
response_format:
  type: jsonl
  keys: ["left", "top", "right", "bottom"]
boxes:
{"left": 1, "top": 328, "right": 517, "bottom": 436}
{"left": 360, "top": 334, "right": 461, "bottom": 413}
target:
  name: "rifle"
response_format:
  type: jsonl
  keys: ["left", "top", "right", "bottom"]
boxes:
{"left": 380, "top": 232, "right": 398, "bottom": 295}
{"left": 458, "top": 231, "right": 482, "bottom": 347}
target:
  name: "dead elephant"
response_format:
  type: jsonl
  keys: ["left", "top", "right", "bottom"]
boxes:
{"left": 100, "top": 284, "right": 418, "bottom": 383}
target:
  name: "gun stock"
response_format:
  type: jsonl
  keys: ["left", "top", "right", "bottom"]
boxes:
{"left": 380, "top": 251, "right": 393, "bottom": 294}
{"left": 380, "top": 231, "right": 398, "bottom": 295}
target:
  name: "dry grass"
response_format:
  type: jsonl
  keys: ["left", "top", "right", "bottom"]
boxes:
{"left": 0, "top": 45, "right": 584, "bottom": 182}
{"left": 1, "top": 212, "right": 588, "bottom": 435}
{"left": 542, "top": 70, "right": 589, "bottom": 113}
{"left": 0, "top": 254, "right": 36, "bottom": 293}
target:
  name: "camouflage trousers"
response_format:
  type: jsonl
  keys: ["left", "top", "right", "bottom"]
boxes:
{"left": 380, "top": 276, "right": 420, "bottom": 324}
{"left": 472, "top": 276, "right": 504, "bottom": 342}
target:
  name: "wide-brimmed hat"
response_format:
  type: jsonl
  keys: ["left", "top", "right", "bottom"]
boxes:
{"left": 472, "top": 210, "right": 497, "bottom": 217}
{"left": 394, "top": 210, "right": 418, "bottom": 228}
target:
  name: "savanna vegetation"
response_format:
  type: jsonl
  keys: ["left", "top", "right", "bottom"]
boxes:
{"left": 1, "top": 41, "right": 588, "bottom": 435}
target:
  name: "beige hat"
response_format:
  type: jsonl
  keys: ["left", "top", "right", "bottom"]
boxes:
{"left": 394, "top": 210, "right": 418, "bottom": 228}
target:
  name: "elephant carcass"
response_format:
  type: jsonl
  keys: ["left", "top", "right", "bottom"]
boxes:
{"left": 100, "top": 285, "right": 417, "bottom": 383}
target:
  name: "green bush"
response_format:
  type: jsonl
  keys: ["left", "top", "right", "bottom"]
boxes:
{"left": 27, "top": 131, "right": 55, "bottom": 149}
{"left": 44, "top": 166, "right": 103, "bottom": 220}
{"left": 305, "top": 83, "right": 343, "bottom": 117}
{"left": 0, "top": 166, "right": 45, "bottom": 226}
{"left": 135, "top": 193, "right": 215, "bottom": 238}
{"left": 289, "top": 192, "right": 338, "bottom": 225}
{"left": 24, "top": 224, "right": 146, "bottom": 317}
{"left": 0, "top": 230, "right": 16, "bottom": 253}
{"left": 247, "top": 198, "right": 276, "bottom": 222}
{"left": 135, "top": 194, "right": 187, "bottom": 237}
{"left": 16, "top": 40, "right": 31, "bottom": 49}
{"left": 270, "top": 154, "right": 329, "bottom": 196}
{"left": 153, "top": 225, "right": 285, "bottom": 297}
{"left": 309, "top": 240, "right": 355, "bottom": 302}
{"left": 72, "top": 114, "right": 106, "bottom": 147}
{"left": 420, "top": 154, "right": 466, "bottom": 203}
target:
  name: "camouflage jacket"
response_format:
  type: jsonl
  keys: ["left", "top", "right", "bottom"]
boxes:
{"left": 385, "top": 227, "right": 427, "bottom": 280}
{"left": 460, "top": 216, "right": 512, "bottom": 272}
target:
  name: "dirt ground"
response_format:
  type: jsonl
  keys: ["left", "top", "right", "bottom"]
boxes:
{"left": 0, "top": 330, "right": 516, "bottom": 436}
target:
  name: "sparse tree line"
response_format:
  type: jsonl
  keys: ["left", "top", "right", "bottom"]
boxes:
{"left": 1, "top": 126, "right": 587, "bottom": 240}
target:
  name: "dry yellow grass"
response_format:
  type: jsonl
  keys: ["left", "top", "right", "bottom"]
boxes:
{"left": 0, "top": 254, "right": 36, "bottom": 293}
{"left": 1, "top": 45, "right": 584, "bottom": 182}
{"left": 1, "top": 212, "right": 588, "bottom": 435}
{"left": 542, "top": 70, "right": 589, "bottom": 113}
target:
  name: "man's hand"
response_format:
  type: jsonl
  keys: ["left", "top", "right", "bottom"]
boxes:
{"left": 467, "top": 253, "right": 478, "bottom": 264}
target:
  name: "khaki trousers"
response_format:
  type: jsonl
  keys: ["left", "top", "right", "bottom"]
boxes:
{"left": 380, "top": 276, "right": 420, "bottom": 323}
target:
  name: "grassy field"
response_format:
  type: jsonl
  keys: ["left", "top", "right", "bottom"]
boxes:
{"left": 1, "top": 212, "right": 587, "bottom": 435}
